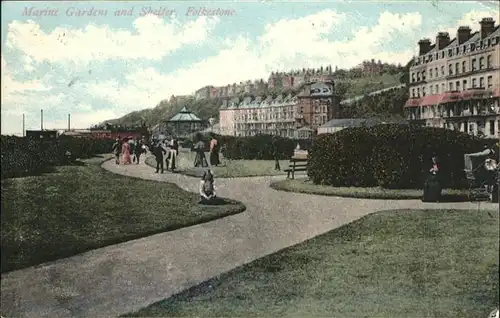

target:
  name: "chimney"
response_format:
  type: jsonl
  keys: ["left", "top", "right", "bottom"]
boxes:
{"left": 479, "top": 17, "right": 495, "bottom": 39}
{"left": 436, "top": 32, "right": 451, "bottom": 50}
{"left": 457, "top": 26, "right": 472, "bottom": 45}
{"left": 41, "top": 109, "right": 44, "bottom": 130}
{"left": 68, "top": 114, "right": 71, "bottom": 131}
{"left": 418, "top": 38, "right": 432, "bottom": 56}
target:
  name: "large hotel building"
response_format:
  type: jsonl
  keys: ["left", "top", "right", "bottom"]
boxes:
{"left": 219, "top": 81, "right": 340, "bottom": 138}
{"left": 405, "top": 17, "right": 500, "bottom": 139}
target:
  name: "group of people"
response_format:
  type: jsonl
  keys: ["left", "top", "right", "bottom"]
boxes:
{"left": 112, "top": 137, "right": 147, "bottom": 165}
{"left": 193, "top": 133, "right": 220, "bottom": 168}
{"left": 152, "top": 138, "right": 179, "bottom": 173}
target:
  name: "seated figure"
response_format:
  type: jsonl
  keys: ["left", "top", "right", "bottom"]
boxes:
{"left": 199, "top": 170, "right": 216, "bottom": 204}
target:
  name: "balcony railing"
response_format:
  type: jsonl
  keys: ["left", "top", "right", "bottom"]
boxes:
{"left": 446, "top": 66, "right": 498, "bottom": 80}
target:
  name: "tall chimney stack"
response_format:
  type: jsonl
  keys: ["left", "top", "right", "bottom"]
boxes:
{"left": 457, "top": 26, "right": 472, "bottom": 45}
{"left": 436, "top": 32, "right": 451, "bottom": 50}
{"left": 68, "top": 114, "right": 71, "bottom": 131}
{"left": 418, "top": 38, "right": 432, "bottom": 56}
{"left": 22, "top": 114, "right": 25, "bottom": 137}
{"left": 479, "top": 17, "right": 495, "bottom": 39}
{"left": 41, "top": 109, "right": 44, "bottom": 130}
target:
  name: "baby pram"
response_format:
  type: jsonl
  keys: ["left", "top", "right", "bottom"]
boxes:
{"left": 463, "top": 148, "right": 499, "bottom": 202}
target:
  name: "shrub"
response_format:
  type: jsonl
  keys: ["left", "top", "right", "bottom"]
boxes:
{"left": 188, "top": 133, "right": 312, "bottom": 160}
{"left": 308, "top": 124, "right": 486, "bottom": 189}
{"left": 1, "top": 135, "right": 114, "bottom": 180}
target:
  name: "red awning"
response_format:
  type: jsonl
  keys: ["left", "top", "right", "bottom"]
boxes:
{"left": 420, "top": 94, "right": 445, "bottom": 106}
{"left": 461, "top": 89, "right": 490, "bottom": 100}
{"left": 441, "top": 91, "right": 462, "bottom": 103}
{"left": 404, "top": 98, "right": 421, "bottom": 107}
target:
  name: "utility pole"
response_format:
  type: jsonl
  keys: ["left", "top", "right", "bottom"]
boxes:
{"left": 68, "top": 114, "right": 71, "bottom": 131}
{"left": 40, "top": 109, "right": 44, "bottom": 130}
{"left": 22, "top": 114, "right": 25, "bottom": 137}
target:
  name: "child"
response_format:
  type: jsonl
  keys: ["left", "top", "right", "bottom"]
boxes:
{"left": 199, "top": 170, "right": 216, "bottom": 203}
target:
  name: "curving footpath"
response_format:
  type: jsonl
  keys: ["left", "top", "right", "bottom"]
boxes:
{"left": 1, "top": 159, "right": 497, "bottom": 317}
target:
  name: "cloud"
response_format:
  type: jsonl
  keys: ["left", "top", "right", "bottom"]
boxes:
{"left": 5, "top": 14, "right": 219, "bottom": 64}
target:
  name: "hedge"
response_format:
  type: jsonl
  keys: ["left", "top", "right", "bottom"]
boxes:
{"left": 189, "top": 133, "right": 312, "bottom": 160}
{"left": 1, "top": 135, "right": 114, "bottom": 180}
{"left": 308, "top": 124, "right": 495, "bottom": 189}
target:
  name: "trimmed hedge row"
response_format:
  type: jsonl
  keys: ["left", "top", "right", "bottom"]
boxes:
{"left": 308, "top": 124, "right": 495, "bottom": 189}
{"left": 1, "top": 135, "right": 114, "bottom": 179}
{"left": 191, "top": 133, "right": 312, "bottom": 160}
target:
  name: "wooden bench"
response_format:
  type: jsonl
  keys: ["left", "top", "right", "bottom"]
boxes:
{"left": 284, "top": 155, "right": 308, "bottom": 179}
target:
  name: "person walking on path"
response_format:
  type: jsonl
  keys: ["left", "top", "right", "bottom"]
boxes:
{"left": 169, "top": 137, "right": 179, "bottom": 171}
{"left": 133, "top": 138, "right": 143, "bottom": 164}
{"left": 193, "top": 134, "right": 209, "bottom": 167}
{"left": 112, "top": 137, "right": 122, "bottom": 164}
{"left": 153, "top": 141, "right": 167, "bottom": 173}
{"left": 209, "top": 134, "right": 220, "bottom": 167}
{"left": 121, "top": 137, "right": 132, "bottom": 164}
{"left": 272, "top": 135, "right": 281, "bottom": 171}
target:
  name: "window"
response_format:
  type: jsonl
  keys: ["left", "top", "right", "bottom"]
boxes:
{"left": 441, "top": 66, "right": 445, "bottom": 76}
{"left": 487, "top": 76, "right": 493, "bottom": 88}
{"left": 422, "top": 70, "right": 426, "bottom": 81}
{"left": 435, "top": 67, "right": 438, "bottom": 77}
{"left": 487, "top": 55, "right": 492, "bottom": 68}
{"left": 429, "top": 68, "right": 433, "bottom": 78}
{"left": 430, "top": 85, "right": 434, "bottom": 94}
{"left": 490, "top": 120, "right": 495, "bottom": 136}
{"left": 449, "top": 82, "right": 454, "bottom": 91}
{"left": 412, "top": 88, "right": 416, "bottom": 98}
{"left": 448, "top": 64, "right": 453, "bottom": 75}
{"left": 441, "top": 51, "right": 445, "bottom": 59}
{"left": 441, "top": 83, "right": 445, "bottom": 92}
{"left": 455, "top": 63, "right": 459, "bottom": 74}
{"left": 472, "top": 78, "right": 477, "bottom": 88}
{"left": 463, "top": 80, "right": 467, "bottom": 89}
{"left": 416, "top": 72, "right": 421, "bottom": 81}
{"left": 417, "top": 88, "right": 420, "bottom": 97}
{"left": 472, "top": 58, "right": 477, "bottom": 71}
{"left": 411, "top": 73, "right": 415, "bottom": 82}
{"left": 435, "top": 84, "right": 439, "bottom": 93}
{"left": 479, "top": 57, "right": 485, "bottom": 70}
{"left": 479, "top": 77, "right": 484, "bottom": 88}
{"left": 423, "top": 87, "right": 426, "bottom": 96}
{"left": 462, "top": 61, "right": 466, "bottom": 73}
{"left": 456, "top": 81, "right": 460, "bottom": 91}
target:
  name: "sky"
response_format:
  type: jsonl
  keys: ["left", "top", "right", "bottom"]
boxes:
{"left": 1, "top": 0, "right": 498, "bottom": 135}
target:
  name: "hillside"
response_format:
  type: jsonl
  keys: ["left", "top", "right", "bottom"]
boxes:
{"left": 106, "top": 71, "right": 404, "bottom": 128}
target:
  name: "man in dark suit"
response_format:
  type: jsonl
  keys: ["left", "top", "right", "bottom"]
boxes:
{"left": 153, "top": 141, "right": 167, "bottom": 173}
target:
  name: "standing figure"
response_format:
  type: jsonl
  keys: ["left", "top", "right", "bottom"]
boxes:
{"left": 112, "top": 137, "right": 122, "bottom": 164}
{"left": 422, "top": 156, "right": 442, "bottom": 202}
{"left": 209, "top": 134, "right": 220, "bottom": 167}
{"left": 121, "top": 137, "right": 132, "bottom": 164}
{"left": 272, "top": 135, "right": 281, "bottom": 171}
{"left": 153, "top": 142, "right": 167, "bottom": 173}
{"left": 169, "top": 137, "right": 179, "bottom": 171}
{"left": 133, "top": 138, "right": 143, "bottom": 164}
{"left": 193, "top": 134, "right": 209, "bottom": 167}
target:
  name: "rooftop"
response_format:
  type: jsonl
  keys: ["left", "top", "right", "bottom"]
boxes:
{"left": 168, "top": 107, "right": 202, "bottom": 122}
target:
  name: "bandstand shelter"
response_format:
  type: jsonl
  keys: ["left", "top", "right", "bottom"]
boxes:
{"left": 165, "top": 107, "right": 206, "bottom": 138}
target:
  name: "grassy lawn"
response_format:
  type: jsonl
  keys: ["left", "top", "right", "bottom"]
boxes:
{"left": 271, "top": 178, "right": 472, "bottom": 201}
{"left": 0, "top": 157, "right": 245, "bottom": 273}
{"left": 146, "top": 150, "right": 298, "bottom": 178}
{"left": 126, "top": 209, "right": 499, "bottom": 317}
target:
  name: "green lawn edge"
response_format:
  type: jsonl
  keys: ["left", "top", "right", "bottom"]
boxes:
{"left": 1, "top": 155, "right": 246, "bottom": 273}
{"left": 125, "top": 208, "right": 499, "bottom": 317}
{"left": 270, "top": 178, "right": 471, "bottom": 201}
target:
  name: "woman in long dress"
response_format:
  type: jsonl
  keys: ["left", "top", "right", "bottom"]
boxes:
{"left": 121, "top": 138, "right": 132, "bottom": 164}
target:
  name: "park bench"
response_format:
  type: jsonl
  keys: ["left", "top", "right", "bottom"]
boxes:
{"left": 284, "top": 154, "right": 308, "bottom": 179}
